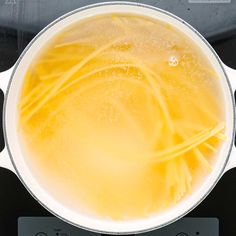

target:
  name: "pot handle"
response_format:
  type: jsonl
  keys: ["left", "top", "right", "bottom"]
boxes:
{"left": 1, "top": 65, "right": 235, "bottom": 174}
{"left": 224, "top": 64, "right": 236, "bottom": 172}
{"left": 0, "top": 67, "right": 16, "bottom": 173}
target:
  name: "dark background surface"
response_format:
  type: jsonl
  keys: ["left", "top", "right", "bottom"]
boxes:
{"left": 0, "top": 0, "right": 236, "bottom": 235}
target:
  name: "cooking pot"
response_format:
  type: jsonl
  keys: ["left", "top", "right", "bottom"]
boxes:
{"left": 0, "top": 2, "right": 236, "bottom": 234}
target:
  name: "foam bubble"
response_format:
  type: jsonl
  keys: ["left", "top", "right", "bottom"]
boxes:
{"left": 168, "top": 56, "right": 178, "bottom": 67}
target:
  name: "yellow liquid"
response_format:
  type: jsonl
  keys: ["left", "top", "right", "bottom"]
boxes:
{"left": 18, "top": 14, "right": 225, "bottom": 220}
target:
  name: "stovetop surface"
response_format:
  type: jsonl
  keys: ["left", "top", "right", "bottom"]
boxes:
{"left": 0, "top": 0, "right": 236, "bottom": 235}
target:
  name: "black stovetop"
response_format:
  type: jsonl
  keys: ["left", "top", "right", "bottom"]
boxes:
{"left": 0, "top": 1, "right": 236, "bottom": 235}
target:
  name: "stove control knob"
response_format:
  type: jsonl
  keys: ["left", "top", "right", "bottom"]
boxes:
{"left": 35, "top": 233, "right": 48, "bottom": 236}
{"left": 176, "top": 233, "right": 188, "bottom": 236}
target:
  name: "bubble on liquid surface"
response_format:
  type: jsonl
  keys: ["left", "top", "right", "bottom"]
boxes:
{"left": 168, "top": 56, "right": 178, "bottom": 67}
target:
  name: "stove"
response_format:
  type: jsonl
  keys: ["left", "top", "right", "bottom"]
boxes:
{"left": 0, "top": 0, "right": 236, "bottom": 235}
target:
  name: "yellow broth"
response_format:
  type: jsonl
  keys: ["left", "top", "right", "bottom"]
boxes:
{"left": 18, "top": 14, "right": 225, "bottom": 220}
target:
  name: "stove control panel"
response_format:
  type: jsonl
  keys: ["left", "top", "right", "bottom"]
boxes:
{"left": 18, "top": 217, "right": 219, "bottom": 236}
